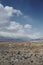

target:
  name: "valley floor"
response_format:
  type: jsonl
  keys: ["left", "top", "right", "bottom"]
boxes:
{"left": 0, "top": 42, "right": 43, "bottom": 65}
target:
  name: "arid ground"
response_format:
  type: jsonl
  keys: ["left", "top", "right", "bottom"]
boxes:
{"left": 0, "top": 41, "right": 43, "bottom": 65}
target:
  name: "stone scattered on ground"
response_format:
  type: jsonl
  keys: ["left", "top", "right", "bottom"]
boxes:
{"left": 0, "top": 42, "right": 43, "bottom": 65}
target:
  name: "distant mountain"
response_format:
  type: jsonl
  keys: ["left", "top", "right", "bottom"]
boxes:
{"left": 0, "top": 36, "right": 31, "bottom": 42}
{"left": 31, "top": 38, "right": 43, "bottom": 42}
{"left": 0, "top": 36, "right": 43, "bottom": 42}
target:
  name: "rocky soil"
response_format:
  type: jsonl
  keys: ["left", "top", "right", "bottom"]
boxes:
{"left": 0, "top": 42, "right": 43, "bottom": 65}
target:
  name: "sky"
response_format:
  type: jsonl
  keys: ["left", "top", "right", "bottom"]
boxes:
{"left": 0, "top": 0, "right": 43, "bottom": 39}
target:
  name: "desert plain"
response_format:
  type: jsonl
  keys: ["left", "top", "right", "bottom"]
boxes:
{"left": 0, "top": 41, "right": 43, "bottom": 65}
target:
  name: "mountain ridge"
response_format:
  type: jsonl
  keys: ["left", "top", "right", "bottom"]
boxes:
{"left": 0, "top": 36, "right": 43, "bottom": 42}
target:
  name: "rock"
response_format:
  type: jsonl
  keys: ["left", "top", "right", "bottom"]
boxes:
{"left": 14, "top": 59, "right": 18, "bottom": 62}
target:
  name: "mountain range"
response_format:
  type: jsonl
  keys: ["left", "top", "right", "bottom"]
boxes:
{"left": 0, "top": 36, "right": 43, "bottom": 42}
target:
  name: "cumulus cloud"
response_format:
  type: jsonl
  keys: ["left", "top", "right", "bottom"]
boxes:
{"left": 6, "top": 21, "right": 32, "bottom": 31}
{"left": 0, "top": 30, "right": 42, "bottom": 39}
{"left": 6, "top": 21, "right": 23, "bottom": 30}
{"left": 0, "top": 21, "right": 42, "bottom": 39}
{"left": 5, "top": 6, "right": 22, "bottom": 16}
{"left": 0, "top": 3, "right": 22, "bottom": 24}
{"left": 0, "top": 3, "right": 42, "bottom": 39}
{"left": 5, "top": 21, "right": 32, "bottom": 37}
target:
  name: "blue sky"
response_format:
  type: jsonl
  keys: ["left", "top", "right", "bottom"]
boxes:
{"left": 0, "top": 0, "right": 43, "bottom": 39}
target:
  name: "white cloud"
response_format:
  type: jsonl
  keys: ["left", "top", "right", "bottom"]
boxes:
{"left": 0, "top": 31, "right": 27, "bottom": 38}
{"left": 0, "top": 30, "right": 42, "bottom": 39}
{"left": 6, "top": 21, "right": 32, "bottom": 33}
{"left": 24, "top": 24, "right": 32, "bottom": 29}
{"left": 5, "top": 6, "right": 22, "bottom": 16}
{"left": 0, "top": 3, "right": 42, "bottom": 39}
{"left": 6, "top": 21, "right": 23, "bottom": 30}
{"left": 0, "top": 3, "right": 22, "bottom": 24}
{"left": 0, "top": 21, "right": 42, "bottom": 39}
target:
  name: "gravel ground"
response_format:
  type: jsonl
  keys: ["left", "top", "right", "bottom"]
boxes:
{"left": 0, "top": 42, "right": 43, "bottom": 65}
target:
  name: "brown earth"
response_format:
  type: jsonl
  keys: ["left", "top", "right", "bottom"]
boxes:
{"left": 0, "top": 41, "right": 43, "bottom": 65}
